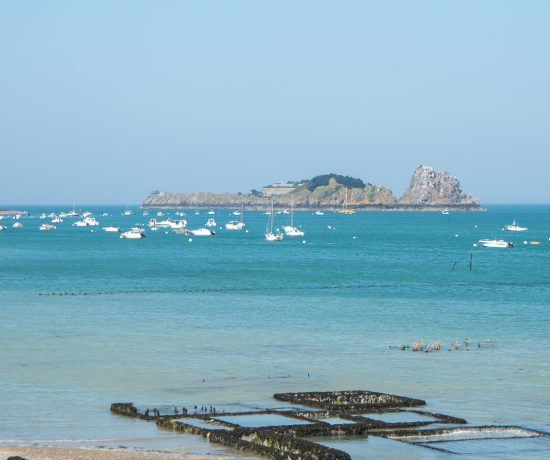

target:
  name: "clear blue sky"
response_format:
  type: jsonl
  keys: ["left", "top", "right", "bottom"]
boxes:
{"left": 1, "top": 1, "right": 549, "bottom": 204}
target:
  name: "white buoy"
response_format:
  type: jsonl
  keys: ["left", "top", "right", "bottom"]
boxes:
{"left": 473, "top": 243, "right": 477, "bottom": 247}
{"left": 455, "top": 234, "right": 459, "bottom": 238}
{"left": 302, "top": 240, "right": 306, "bottom": 244}
{"left": 352, "top": 236, "right": 358, "bottom": 239}
{"left": 188, "top": 238, "right": 193, "bottom": 242}
{"left": 474, "top": 225, "right": 478, "bottom": 228}
{"left": 524, "top": 241, "right": 528, "bottom": 245}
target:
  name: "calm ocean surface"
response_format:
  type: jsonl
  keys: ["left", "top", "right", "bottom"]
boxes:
{"left": 1, "top": 205, "right": 549, "bottom": 459}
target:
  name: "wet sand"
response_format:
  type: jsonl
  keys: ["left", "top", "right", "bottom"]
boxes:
{"left": 0, "top": 446, "right": 226, "bottom": 460}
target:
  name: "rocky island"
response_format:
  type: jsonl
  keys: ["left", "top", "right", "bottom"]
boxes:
{"left": 142, "top": 166, "right": 482, "bottom": 211}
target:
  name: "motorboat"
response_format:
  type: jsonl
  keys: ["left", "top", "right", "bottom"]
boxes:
{"left": 142, "top": 211, "right": 149, "bottom": 216}
{"left": 315, "top": 211, "right": 324, "bottom": 216}
{"left": 265, "top": 199, "right": 284, "bottom": 241}
{"left": 207, "top": 210, "right": 216, "bottom": 215}
{"left": 190, "top": 228, "right": 215, "bottom": 236}
{"left": 82, "top": 211, "right": 92, "bottom": 218}
{"left": 122, "top": 209, "right": 133, "bottom": 216}
{"left": 0, "top": 225, "right": 7, "bottom": 231}
{"left": 39, "top": 213, "right": 47, "bottom": 219}
{"left": 51, "top": 216, "right": 63, "bottom": 223}
{"left": 39, "top": 224, "right": 56, "bottom": 231}
{"left": 173, "top": 228, "right": 190, "bottom": 235}
{"left": 442, "top": 209, "right": 450, "bottom": 215}
{"left": 102, "top": 226, "right": 122, "bottom": 232}
{"left": 206, "top": 218, "right": 217, "bottom": 227}
{"left": 73, "top": 217, "right": 99, "bottom": 227}
{"left": 504, "top": 220, "right": 528, "bottom": 232}
{"left": 478, "top": 239, "right": 514, "bottom": 248}
{"left": 168, "top": 219, "right": 187, "bottom": 229}
{"left": 12, "top": 222, "right": 23, "bottom": 228}
{"left": 156, "top": 211, "right": 164, "bottom": 216}
{"left": 232, "top": 210, "right": 241, "bottom": 216}
{"left": 225, "top": 220, "right": 245, "bottom": 230}
{"left": 120, "top": 228, "right": 145, "bottom": 239}
{"left": 84, "top": 217, "right": 99, "bottom": 226}
{"left": 284, "top": 226, "right": 304, "bottom": 237}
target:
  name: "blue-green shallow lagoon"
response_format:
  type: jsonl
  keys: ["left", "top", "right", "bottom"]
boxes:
{"left": 1, "top": 205, "right": 549, "bottom": 458}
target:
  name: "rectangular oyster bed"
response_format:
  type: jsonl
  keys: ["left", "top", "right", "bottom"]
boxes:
{"left": 111, "top": 390, "right": 549, "bottom": 459}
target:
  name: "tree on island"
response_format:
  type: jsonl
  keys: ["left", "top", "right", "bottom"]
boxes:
{"left": 306, "top": 174, "right": 365, "bottom": 191}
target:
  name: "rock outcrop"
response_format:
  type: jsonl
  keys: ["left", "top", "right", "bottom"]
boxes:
{"left": 143, "top": 167, "right": 482, "bottom": 211}
{"left": 399, "top": 166, "right": 480, "bottom": 207}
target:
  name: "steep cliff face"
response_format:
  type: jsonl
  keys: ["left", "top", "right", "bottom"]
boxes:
{"left": 399, "top": 166, "right": 480, "bottom": 206}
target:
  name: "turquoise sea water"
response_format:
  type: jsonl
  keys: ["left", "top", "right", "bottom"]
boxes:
{"left": 1, "top": 205, "right": 549, "bottom": 458}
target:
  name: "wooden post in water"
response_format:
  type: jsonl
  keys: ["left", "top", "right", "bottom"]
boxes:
{"left": 469, "top": 253, "right": 473, "bottom": 271}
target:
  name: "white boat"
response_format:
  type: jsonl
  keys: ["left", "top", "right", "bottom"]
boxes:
{"left": 0, "top": 225, "right": 7, "bottom": 231}
{"left": 265, "top": 199, "right": 284, "bottom": 241}
{"left": 120, "top": 228, "right": 145, "bottom": 239}
{"left": 168, "top": 219, "right": 187, "bottom": 229}
{"left": 73, "top": 217, "right": 99, "bottom": 227}
{"left": 315, "top": 211, "right": 324, "bottom": 216}
{"left": 122, "top": 208, "right": 133, "bottom": 216}
{"left": 102, "top": 226, "right": 122, "bottom": 232}
{"left": 39, "top": 213, "right": 47, "bottom": 219}
{"left": 84, "top": 217, "right": 99, "bottom": 226}
{"left": 156, "top": 211, "right": 164, "bottom": 217}
{"left": 173, "top": 228, "right": 190, "bottom": 235}
{"left": 39, "top": 224, "right": 56, "bottom": 231}
{"left": 207, "top": 210, "right": 216, "bottom": 215}
{"left": 51, "top": 216, "right": 63, "bottom": 223}
{"left": 101, "top": 212, "right": 110, "bottom": 216}
{"left": 478, "top": 239, "right": 514, "bottom": 248}
{"left": 206, "top": 218, "right": 217, "bottom": 227}
{"left": 12, "top": 222, "right": 23, "bottom": 228}
{"left": 142, "top": 211, "right": 149, "bottom": 216}
{"left": 61, "top": 203, "right": 79, "bottom": 218}
{"left": 504, "top": 220, "right": 528, "bottom": 232}
{"left": 82, "top": 211, "right": 92, "bottom": 218}
{"left": 190, "top": 228, "right": 215, "bottom": 236}
{"left": 232, "top": 210, "right": 241, "bottom": 216}
{"left": 442, "top": 209, "right": 450, "bottom": 215}
{"left": 225, "top": 221, "right": 244, "bottom": 230}
{"left": 283, "top": 197, "right": 304, "bottom": 237}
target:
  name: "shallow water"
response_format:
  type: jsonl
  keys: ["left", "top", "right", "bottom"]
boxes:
{"left": 1, "top": 205, "right": 549, "bottom": 458}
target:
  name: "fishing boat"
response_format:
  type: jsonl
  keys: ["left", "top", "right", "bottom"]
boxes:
{"left": 283, "top": 197, "right": 304, "bottom": 237}
{"left": 504, "top": 220, "right": 528, "bottom": 232}
{"left": 265, "top": 199, "right": 284, "bottom": 241}
{"left": 478, "top": 239, "right": 514, "bottom": 248}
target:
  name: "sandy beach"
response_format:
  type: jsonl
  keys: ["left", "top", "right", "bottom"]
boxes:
{"left": 0, "top": 446, "right": 223, "bottom": 460}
